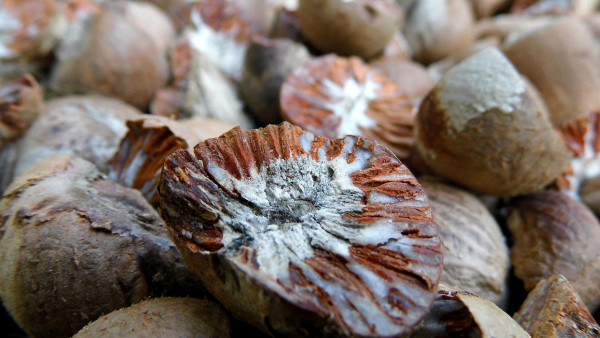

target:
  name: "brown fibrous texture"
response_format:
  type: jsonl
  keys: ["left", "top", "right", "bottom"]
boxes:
{"left": 508, "top": 191, "right": 600, "bottom": 311}
{"left": 0, "top": 74, "right": 44, "bottom": 143}
{"left": 0, "top": 155, "right": 204, "bottom": 338}
{"left": 73, "top": 297, "right": 232, "bottom": 338}
{"left": 158, "top": 122, "right": 442, "bottom": 336}
{"left": 420, "top": 177, "right": 510, "bottom": 307}
{"left": 109, "top": 116, "right": 234, "bottom": 206}
{"left": 281, "top": 55, "right": 415, "bottom": 160}
{"left": 514, "top": 275, "right": 600, "bottom": 337}
{"left": 297, "top": 0, "right": 403, "bottom": 59}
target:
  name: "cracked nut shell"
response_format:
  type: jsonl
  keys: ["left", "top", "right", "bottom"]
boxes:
{"left": 158, "top": 122, "right": 442, "bottom": 337}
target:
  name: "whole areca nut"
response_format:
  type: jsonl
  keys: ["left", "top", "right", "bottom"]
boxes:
{"left": 158, "top": 122, "right": 443, "bottom": 336}
{"left": 0, "top": 74, "right": 44, "bottom": 144}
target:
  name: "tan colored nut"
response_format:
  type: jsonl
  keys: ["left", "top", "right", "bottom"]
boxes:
{"left": 50, "top": 1, "right": 174, "bottom": 109}
{"left": 403, "top": 0, "right": 475, "bottom": 64}
{"left": 504, "top": 18, "right": 600, "bottom": 127}
{"left": 280, "top": 54, "right": 415, "bottom": 160}
{"left": 475, "top": 14, "right": 554, "bottom": 44}
{"left": 158, "top": 122, "right": 442, "bottom": 336}
{"left": 415, "top": 47, "right": 571, "bottom": 197}
{"left": 298, "top": 0, "right": 403, "bottom": 60}
{"left": 511, "top": 0, "right": 599, "bottom": 16}
{"left": 412, "top": 284, "right": 529, "bottom": 337}
{"left": 514, "top": 275, "right": 600, "bottom": 337}
{"left": 241, "top": 37, "right": 311, "bottom": 125}
{"left": 508, "top": 191, "right": 600, "bottom": 311}
{"left": 0, "top": 155, "right": 204, "bottom": 337}
{"left": 109, "top": 115, "right": 234, "bottom": 206}
{"left": 0, "top": 74, "right": 43, "bottom": 144}
{"left": 370, "top": 57, "right": 435, "bottom": 106}
{"left": 74, "top": 297, "right": 232, "bottom": 338}
{"left": 420, "top": 177, "right": 510, "bottom": 307}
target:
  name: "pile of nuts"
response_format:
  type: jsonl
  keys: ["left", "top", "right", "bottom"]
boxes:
{"left": 1, "top": 0, "right": 600, "bottom": 336}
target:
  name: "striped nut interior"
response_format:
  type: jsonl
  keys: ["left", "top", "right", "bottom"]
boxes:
{"left": 159, "top": 122, "right": 442, "bottom": 336}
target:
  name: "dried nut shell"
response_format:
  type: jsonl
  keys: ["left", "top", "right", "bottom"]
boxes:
{"left": 420, "top": 177, "right": 510, "bottom": 307}
{"left": 508, "top": 191, "right": 600, "bottom": 311}
{"left": 241, "top": 37, "right": 311, "bottom": 126}
{"left": 415, "top": 47, "right": 572, "bottom": 197}
{"left": 297, "top": 0, "right": 403, "bottom": 59}
{"left": 280, "top": 55, "right": 415, "bottom": 160}
{"left": 504, "top": 18, "right": 600, "bottom": 127}
{"left": 0, "top": 74, "right": 44, "bottom": 143}
{"left": 50, "top": 1, "right": 174, "bottom": 109}
{"left": 109, "top": 115, "right": 235, "bottom": 206}
{"left": 411, "top": 285, "right": 529, "bottom": 337}
{"left": 0, "top": 155, "right": 204, "bottom": 338}
{"left": 158, "top": 122, "right": 443, "bottom": 336}
{"left": 74, "top": 297, "right": 232, "bottom": 338}
{"left": 514, "top": 275, "right": 600, "bottom": 337}
{"left": 403, "top": 0, "right": 475, "bottom": 64}
{"left": 511, "top": 0, "right": 599, "bottom": 16}
{"left": 0, "top": 95, "right": 141, "bottom": 194}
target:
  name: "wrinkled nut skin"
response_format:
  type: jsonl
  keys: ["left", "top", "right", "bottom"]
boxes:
{"left": 514, "top": 275, "right": 600, "bottom": 337}
{"left": 0, "top": 74, "right": 44, "bottom": 143}
{"left": 297, "top": 0, "right": 403, "bottom": 59}
{"left": 508, "top": 191, "right": 600, "bottom": 311}
{"left": 50, "top": 1, "right": 173, "bottom": 110}
{"left": 415, "top": 48, "right": 572, "bottom": 197}
{"left": 411, "top": 285, "right": 529, "bottom": 337}
{"left": 241, "top": 37, "right": 311, "bottom": 126}
{"left": 0, "top": 155, "right": 204, "bottom": 338}
{"left": 420, "top": 177, "right": 510, "bottom": 307}
{"left": 158, "top": 122, "right": 443, "bottom": 336}
{"left": 74, "top": 297, "right": 232, "bottom": 338}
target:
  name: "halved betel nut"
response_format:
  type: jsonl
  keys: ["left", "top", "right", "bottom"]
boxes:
{"left": 280, "top": 54, "right": 415, "bottom": 160}
{"left": 158, "top": 122, "right": 442, "bottom": 336}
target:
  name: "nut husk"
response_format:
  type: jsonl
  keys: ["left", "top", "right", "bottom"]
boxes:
{"left": 420, "top": 177, "right": 510, "bottom": 307}
{"left": 508, "top": 191, "right": 600, "bottom": 311}
{"left": 0, "top": 155, "right": 204, "bottom": 337}
{"left": 415, "top": 47, "right": 572, "bottom": 196}
{"left": 514, "top": 275, "right": 600, "bottom": 337}
{"left": 297, "top": 0, "right": 403, "bottom": 59}
{"left": 74, "top": 297, "right": 232, "bottom": 338}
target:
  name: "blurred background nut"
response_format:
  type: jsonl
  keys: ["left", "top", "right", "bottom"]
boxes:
{"left": 514, "top": 275, "right": 600, "bottom": 337}
{"left": 74, "top": 297, "right": 232, "bottom": 338}
{"left": 370, "top": 57, "right": 435, "bottom": 107}
{"left": 511, "top": 0, "right": 599, "bottom": 16}
{"left": 403, "top": 0, "right": 475, "bottom": 65}
{"left": 280, "top": 54, "right": 415, "bottom": 160}
{"left": 508, "top": 191, "right": 600, "bottom": 312}
{"left": 50, "top": 0, "right": 174, "bottom": 110}
{"left": 420, "top": 177, "right": 510, "bottom": 308}
{"left": 0, "top": 95, "right": 141, "bottom": 194}
{"left": 415, "top": 47, "right": 572, "bottom": 196}
{"left": 241, "top": 36, "right": 311, "bottom": 125}
{"left": 297, "top": 0, "right": 403, "bottom": 60}
{"left": 468, "top": 0, "right": 513, "bottom": 18}
{"left": 0, "top": 155, "right": 204, "bottom": 337}
{"left": 0, "top": 74, "right": 43, "bottom": 145}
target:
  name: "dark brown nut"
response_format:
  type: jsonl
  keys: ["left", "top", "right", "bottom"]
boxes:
{"left": 0, "top": 74, "right": 43, "bottom": 144}
{"left": 370, "top": 57, "right": 435, "bottom": 106}
{"left": 0, "top": 95, "right": 141, "bottom": 194}
{"left": 269, "top": 8, "right": 306, "bottom": 44}
{"left": 109, "top": 116, "right": 234, "bottom": 206}
{"left": 420, "top": 177, "right": 510, "bottom": 307}
{"left": 514, "top": 275, "right": 600, "bottom": 337}
{"left": 50, "top": 1, "right": 174, "bottom": 110}
{"left": 415, "top": 47, "right": 572, "bottom": 197}
{"left": 469, "top": 0, "right": 513, "bottom": 18}
{"left": 280, "top": 55, "right": 415, "bottom": 160}
{"left": 411, "top": 284, "right": 529, "bottom": 337}
{"left": 503, "top": 18, "right": 600, "bottom": 127}
{"left": 403, "top": 0, "right": 475, "bottom": 65}
{"left": 508, "top": 191, "right": 600, "bottom": 311}
{"left": 297, "top": 0, "right": 403, "bottom": 60}
{"left": 0, "top": 155, "right": 204, "bottom": 338}
{"left": 158, "top": 122, "right": 443, "bottom": 336}
{"left": 241, "top": 37, "right": 311, "bottom": 126}
{"left": 170, "top": 38, "right": 254, "bottom": 129}
{"left": 511, "top": 0, "right": 598, "bottom": 16}
{"left": 74, "top": 297, "right": 232, "bottom": 338}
